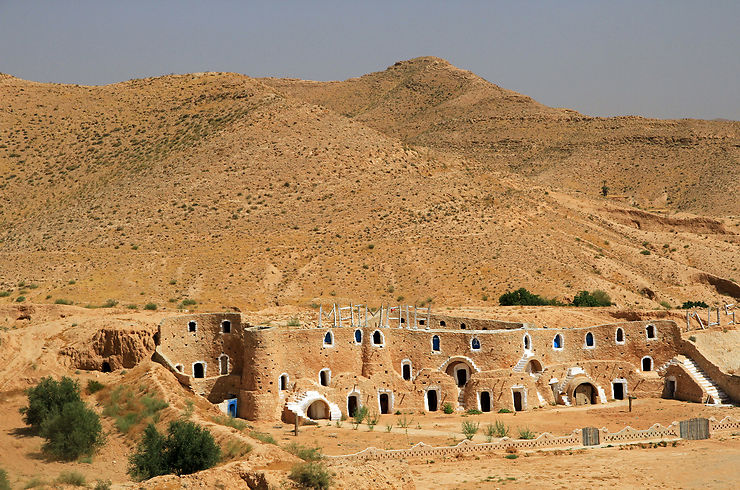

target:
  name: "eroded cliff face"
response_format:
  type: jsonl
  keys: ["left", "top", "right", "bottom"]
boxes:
{"left": 60, "top": 326, "right": 157, "bottom": 371}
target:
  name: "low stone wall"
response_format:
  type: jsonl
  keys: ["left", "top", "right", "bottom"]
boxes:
{"left": 327, "top": 416, "right": 740, "bottom": 461}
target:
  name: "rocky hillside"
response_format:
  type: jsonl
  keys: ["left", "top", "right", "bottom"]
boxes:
{"left": 0, "top": 61, "right": 738, "bottom": 310}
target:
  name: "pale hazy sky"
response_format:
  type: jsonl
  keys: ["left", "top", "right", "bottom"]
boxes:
{"left": 1, "top": 0, "right": 738, "bottom": 120}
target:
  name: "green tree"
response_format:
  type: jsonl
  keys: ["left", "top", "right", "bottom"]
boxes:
{"left": 128, "top": 424, "right": 167, "bottom": 480}
{"left": 572, "top": 290, "right": 613, "bottom": 307}
{"left": 165, "top": 420, "right": 221, "bottom": 476}
{"left": 20, "top": 376, "right": 81, "bottom": 430}
{"left": 40, "top": 400, "right": 105, "bottom": 460}
{"left": 499, "top": 288, "right": 551, "bottom": 306}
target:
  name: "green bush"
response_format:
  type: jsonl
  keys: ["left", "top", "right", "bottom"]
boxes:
{"left": 55, "top": 471, "right": 86, "bottom": 486}
{"left": 94, "top": 479, "right": 112, "bottom": 490}
{"left": 102, "top": 299, "right": 118, "bottom": 308}
{"left": 0, "top": 291, "right": 10, "bottom": 298}
{"left": 211, "top": 415, "right": 248, "bottom": 431}
{"left": 40, "top": 400, "right": 105, "bottom": 460}
{"left": 442, "top": 402, "right": 454, "bottom": 414}
{"left": 86, "top": 380, "right": 105, "bottom": 394}
{"left": 499, "top": 288, "right": 555, "bottom": 306}
{"left": 498, "top": 408, "right": 513, "bottom": 414}
{"left": 517, "top": 426, "right": 536, "bottom": 439}
{"left": 15, "top": 296, "right": 25, "bottom": 302}
{"left": 572, "top": 290, "right": 612, "bottom": 307}
{"left": 505, "top": 453, "right": 518, "bottom": 459}
{"left": 20, "top": 376, "right": 81, "bottom": 430}
{"left": 640, "top": 250, "right": 651, "bottom": 255}
{"left": 249, "top": 431, "right": 276, "bottom": 445}
{"left": 466, "top": 408, "right": 483, "bottom": 415}
{"left": 54, "top": 298, "right": 73, "bottom": 305}
{"left": 284, "top": 442, "right": 323, "bottom": 461}
{"left": 128, "top": 421, "right": 221, "bottom": 479}
{"left": 143, "top": 303, "right": 157, "bottom": 311}
{"left": 352, "top": 405, "right": 369, "bottom": 427}
{"left": 289, "top": 461, "right": 332, "bottom": 490}
{"left": 462, "top": 420, "right": 480, "bottom": 440}
{"left": 0, "top": 469, "right": 10, "bottom": 490}
{"left": 681, "top": 300, "right": 708, "bottom": 309}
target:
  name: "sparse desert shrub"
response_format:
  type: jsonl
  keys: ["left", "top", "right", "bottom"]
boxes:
{"left": 462, "top": 420, "right": 480, "bottom": 440}
{"left": 178, "top": 298, "right": 197, "bottom": 309}
{"left": 498, "top": 408, "right": 512, "bottom": 414}
{"left": 365, "top": 411, "right": 380, "bottom": 430}
{"left": 286, "top": 317, "right": 300, "bottom": 326}
{"left": 249, "top": 431, "right": 276, "bottom": 445}
{"left": 442, "top": 402, "right": 454, "bottom": 414}
{"left": 0, "top": 291, "right": 9, "bottom": 297}
{"left": 55, "top": 471, "right": 86, "bottom": 486}
{"left": 640, "top": 250, "right": 651, "bottom": 255}
{"left": 517, "top": 427, "right": 535, "bottom": 439}
{"left": 15, "top": 296, "right": 25, "bottom": 302}
{"left": 499, "top": 288, "right": 553, "bottom": 306}
{"left": 21, "top": 376, "right": 81, "bottom": 430}
{"left": 289, "top": 461, "right": 332, "bottom": 490}
{"left": 689, "top": 336, "right": 697, "bottom": 342}
{"left": 352, "top": 405, "right": 369, "bottom": 429}
{"left": 86, "top": 380, "right": 105, "bottom": 394}
{"left": 466, "top": 408, "right": 483, "bottom": 415}
{"left": 0, "top": 469, "right": 9, "bottom": 490}
{"left": 102, "top": 299, "right": 118, "bottom": 308}
{"left": 211, "top": 415, "right": 248, "bottom": 431}
{"left": 572, "top": 290, "right": 612, "bottom": 307}
{"left": 491, "top": 419, "right": 509, "bottom": 438}
{"left": 22, "top": 476, "right": 46, "bottom": 488}
{"left": 284, "top": 442, "right": 323, "bottom": 461}
{"left": 126, "top": 304, "right": 138, "bottom": 309}
{"left": 659, "top": 300, "right": 672, "bottom": 309}
{"left": 221, "top": 439, "right": 252, "bottom": 460}
{"left": 40, "top": 400, "right": 105, "bottom": 460}
{"left": 396, "top": 414, "right": 413, "bottom": 428}
{"left": 505, "top": 453, "right": 518, "bottom": 459}
{"left": 681, "top": 300, "right": 709, "bottom": 309}
{"left": 144, "top": 302, "right": 157, "bottom": 310}
{"left": 94, "top": 479, "right": 112, "bottom": 490}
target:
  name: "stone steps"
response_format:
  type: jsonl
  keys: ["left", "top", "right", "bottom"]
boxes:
{"left": 681, "top": 358, "right": 732, "bottom": 406}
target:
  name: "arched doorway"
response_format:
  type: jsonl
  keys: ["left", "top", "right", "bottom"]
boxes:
{"left": 379, "top": 393, "right": 391, "bottom": 414}
{"left": 101, "top": 361, "right": 112, "bottom": 373}
{"left": 347, "top": 394, "right": 359, "bottom": 417}
{"left": 642, "top": 356, "right": 653, "bottom": 372}
{"left": 193, "top": 362, "right": 205, "bottom": 378}
{"left": 446, "top": 361, "right": 471, "bottom": 387}
{"left": 573, "top": 382, "right": 598, "bottom": 405}
{"left": 480, "top": 391, "right": 491, "bottom": 412}
{"left": 426, "top": 390, "right": 438, "bottom": 411}
{"left": 306, "top": 400, "right": 330, "bottom": 420}
{"left": 525, "top": 359, "right": 543, "bottom": 375}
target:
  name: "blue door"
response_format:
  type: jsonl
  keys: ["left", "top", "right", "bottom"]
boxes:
{"left": 227, "top": 399, "right": 237, "bottom": 417}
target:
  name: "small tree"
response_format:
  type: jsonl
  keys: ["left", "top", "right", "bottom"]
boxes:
{"left": 601, "top": 181, "right": 609, "bottom": 197}
{"left": 40, "top": 400, "right": 105, "bottom": 460}
{"left": 462, "top": 420, "right": 480, "bottom": 440}
{"left": 128, "top": 424, "right": 167, "bottom": 480}
{"left": 289, "top": 461, "right": 332, "bottom": 490}
{"left": 20, "top": 376, "right": 81, "bottom": 430}
{"left": 165, "top": 420, "right": 221, "bottom": 476}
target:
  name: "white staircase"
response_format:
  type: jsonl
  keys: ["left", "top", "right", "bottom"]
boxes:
{"left": 561, "top": 394, "right": 571, "bottom": 406}
{"left": 536, "top": 390, "right": 546, "bottom": 407}
{"left": 285, "top": 390, "right": 342, "bottom": 422}
{"left": 596, "top": 386, "right": 608, "bottom": 404}
{"left": 680, "top": 358, "right": 732, "bottom": 406}
{"left": 512, "top": 351, "right": 534, "bottom": 372}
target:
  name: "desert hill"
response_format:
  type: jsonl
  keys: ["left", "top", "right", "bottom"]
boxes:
{"left": 262, "top": 56, "right": 740, "bottom": 216}
{"left": 0, "top": 60, "right": 738, "bottom": 310}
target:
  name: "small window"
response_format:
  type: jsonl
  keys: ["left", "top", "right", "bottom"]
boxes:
{"left": 354, "top": 329, "right": 362, "bottom": 343}
{"left": 319, "top": 369, "right": 330, "bottom": 386}
{"left": 642, "top": 356, "right": 653, "bottom": 372}
{"left": 279, "top": 373, "right": 289, "bottom": 390}
{"left": 400, "top": 317, "right": 406, "bottom": 324}
{"left": 553, "top": 334, "right": 563, "bottom": 349}
{"left": 615, "top": 327, "right": 625, "bottom": 344}
{"left": 432, "top": 335, "right": 441, "bottom": 352}
{"left": 585, "top": 332, "right": 595, "bottom": 348}
{"left": 439, "top": 320, "right": 446, "bottom": 327}
{"left": 219, "top": 354, "right": 229, "bottom": 375}
{"left": 646, "top": 324, "right": 656, "bottom": 339}
{"left": 471, "top": 338, "right": 481, "bottom": 350}
{"left": 221, "top": 320, "right": 231, "bottom": 333}
{"left": 402, "top": 361, "right": 412, "bottom": 380}
{"left": 419, "top": 319, "right": 425, "bottom": 326}
{"left": 523, "top": 334, "right": 531, "bottom": 350}
{"left": 460, "top": 323, "right": 466, "bottom": 330}
{"left": 193, "top": 362, "right": 205, "bottom": 378}
{"left": 175, "top": 364, "right": 184, "bottom": 373}
{"left": 323, "top": 330, "right": 333, "bottom": 346}
{"left": 188, "top": 321, "right": 197, "bottom": 332}
{"left": 372, "top": 330, "right": 383, "bottom": 345}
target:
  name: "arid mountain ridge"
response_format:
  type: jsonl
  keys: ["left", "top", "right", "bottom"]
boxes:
{"left": 0, "top": 57, "right": 738, "bottom": 311}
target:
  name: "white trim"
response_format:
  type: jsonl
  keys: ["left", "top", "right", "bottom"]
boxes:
{"left": 346, "top": 390, "right": 361, "bottom": 417}
{"left": 377, "top": 389, "right": 394, "bottom": 414}
{"left": 353, "top": 328, "right": 363, "bottom": 344}
{"left": 584, "top": 331, "right": 595, "bottom": 349}
{"left": 645, "top": 323, "right": 657, "bottom": 340}
{"left": 192, "top": 361, "right": 206, "bottom": 378}
{"left": 477, "top": 390, "right": 493, "bottom": 412}
{"left": 470, "top": 337, "right": 481, "bottom": 352}
{"left": 641, "top": 356, "right": 654, "bottom": 372}
{"left": 615, "top": 327, "right": 625, "bottom": 345}
{"left": 279, "top": 373, "right": 289, "bottom": 391}
{"left": 611, "top": 378, "right": 628, "bottom": 400}
{"left": 424, "top": 385, "right": 440, "bottom": 411}
{"left": 523, "top": 333, "right": 532, "bottom": 351}
{"left": 175, "top": 364, "right": 184, "bottom": 373}
{"left": 319, "top": 368, "right": 331, "bottom": 386}
{"left": 552, "top": 333, "right": 563, "bottom": 351}
{"left": 431, "top": 334, "right": 441, "bottom": 353}
{"left": 323, "top": 329, "right": 335, "bottom": 347}
{"left": 187, "top": 320, "right": 197, "bottom": 333}
{"left": 438, "top": 355, "right": 482, "bottom": 374}
{"left": 371, "top": 329, "right": 385, "bottom": 347}
{"left": 511, "top": 385, "right": 528, "bottom": 411}
{"left": 220, "top": 319, "right": 232, "bottom": 334}
{"left": 401, "top": 359, "right": 413, "bottom": 381}
{"left": 218, "top": 353, "right": 230, "bottom": 375}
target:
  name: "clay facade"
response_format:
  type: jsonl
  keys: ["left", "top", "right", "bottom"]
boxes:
{"left": 155, "top": 313, "right": 693, "bottom": 421}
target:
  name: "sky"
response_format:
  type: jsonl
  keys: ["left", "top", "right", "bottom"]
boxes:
{"left": 0, "top": 0, "right": 738, "bottom": 120}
